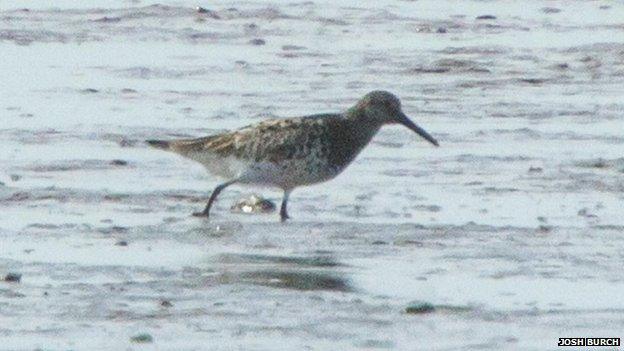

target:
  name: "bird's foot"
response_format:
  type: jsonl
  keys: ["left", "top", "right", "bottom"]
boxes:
{"left": 280, "top": 213, "right": 290, "bottom": 222}
{"left": 192, "top": 211, "right": 209, "bottom": 218}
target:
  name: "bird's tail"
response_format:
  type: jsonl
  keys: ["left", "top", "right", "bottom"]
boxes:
{"left": 146, "top": 139, "right": 172, "bottom": 150}
{"left": 145, "top": 136, "right": 217, "bottom": 159}
{"left": 146, "top": 135, "right": 227, "bottom": 165}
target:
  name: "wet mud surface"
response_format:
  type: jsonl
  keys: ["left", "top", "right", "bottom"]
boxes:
{"left": 1, "top": 0, "right": 624, "bottom": 350}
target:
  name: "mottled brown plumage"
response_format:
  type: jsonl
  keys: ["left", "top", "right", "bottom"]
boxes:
{"left": 147, "top": 91, "right": 438, "bottom": 221}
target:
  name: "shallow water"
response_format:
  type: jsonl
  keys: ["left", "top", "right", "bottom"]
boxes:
{"left": 1, "top": 0, "right": 624, "bottom": 350}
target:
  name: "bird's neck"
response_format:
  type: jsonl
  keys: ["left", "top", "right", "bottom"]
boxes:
{"left": 344, "top": 106, "right": 383, "bottom": 142}
{"left": 323, "top": 109, "right": 383, "bottom": 171}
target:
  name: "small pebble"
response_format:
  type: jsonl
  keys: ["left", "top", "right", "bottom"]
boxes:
{"left": 115, "top": 240, "right": 128, "bottom": 246}
{"left": 4, "top": 273, "right": 22, "bottom": 283}
{"left": 231, "top": 194, "right": 276, "bottom": 214}
{"left": 160, "top": 300, "right": 173, "bottom": 307}
{"left": 81, "top": 88, "right": 99, "bottom": 93}
{"left": 436, "top": 27, "right": 447, "bottom": 33}
{"left": 476, "top": 15, "right": 496, "bottom": 20}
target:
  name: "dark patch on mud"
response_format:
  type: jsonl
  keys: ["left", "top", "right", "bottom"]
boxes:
{"left": 481, "top": 187, "right": 520, "bottom": 194}
{"left": 229, "top": 270, "right": 351, "bottom": 292}
{"left": 248, "top": 38, "right": 266, "bottom": 45}
{"left": 575, "top": 158, "right": 624, "bottom": 173}
{"left": 92, "top": 16, "right": 122, "bottom": 23}
{"left": 195, "top": 7, "right": 220, "bottom": 19}
{"left": 114, "top": 67, "right": 219, "bottom": 79}
{"left": 98, "top": 226, "right": 130, "bottom": 234}
{"left": 25, "top": 159, "right": 132, "bottom": 172}
{"left": 475, "top": 15, "right": 497, "bottom": 20}
{"left": 115, "top": 240, "right": 129, "bottom": 246}
{"left": 0, "top": 29, "right": 68, "bottom": 45}
{"left": 405, "top": 302, "right": 435, "bottom": 314}
{"left": 408, "top": 59, "right": 491, "bottom": 74}
{"left": 413, "top": 205, "right": 442, "bottom": 212}
{"left": 130, "top": 333, "right": 153, "bottom": 343}
{"left": 439, "top": 46, "right": 508, "bottom": 55}
{"left": 282, "top": 44, "right": 307, "bottom": 51}
{"left": 405, "top": 302, "right": 473, "bottom": 315}
{"left": 3, "top": 273, "right": 22, "bottom": 283}
{"left": 216, "top": 253, "right": 341, "bottom": 267}
{"left": 541, "top": 7, "right": 562, "bottom": 14}
{"left": 518, "top": 78, "right": 548, "bottom": 85}
{"left": 456, "top": 154, "right": 534, "bottom": 163}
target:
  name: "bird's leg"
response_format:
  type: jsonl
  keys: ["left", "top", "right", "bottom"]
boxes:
{"left": 193, "top": 180, "right": 237, "bottom": 218}
{"left": 280, "top": 189, "right": 292, "bottom": 222}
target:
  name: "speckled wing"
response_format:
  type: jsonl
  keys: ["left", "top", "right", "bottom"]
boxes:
{"left": 173, "top": 114, "right": 343, "bottom": 163}
{"left": 236, "top": 115, "right": 341, "bottom": 163}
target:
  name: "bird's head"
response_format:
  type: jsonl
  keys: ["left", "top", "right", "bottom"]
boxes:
{"left": 354, "top": 90, "right": 439, "bottom": 146}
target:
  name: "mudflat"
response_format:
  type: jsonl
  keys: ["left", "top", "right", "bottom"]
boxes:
{"left": 1, "top": 1, "right": 623, "bottom": 350}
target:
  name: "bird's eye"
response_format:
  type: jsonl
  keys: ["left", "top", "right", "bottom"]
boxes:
{"left": 386, "top": 101, "right": 398, "bottom": 111}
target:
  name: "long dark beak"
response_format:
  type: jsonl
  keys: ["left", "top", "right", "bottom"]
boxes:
{"left": 396, "top": 112, "right": 439, "bottom": 147}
